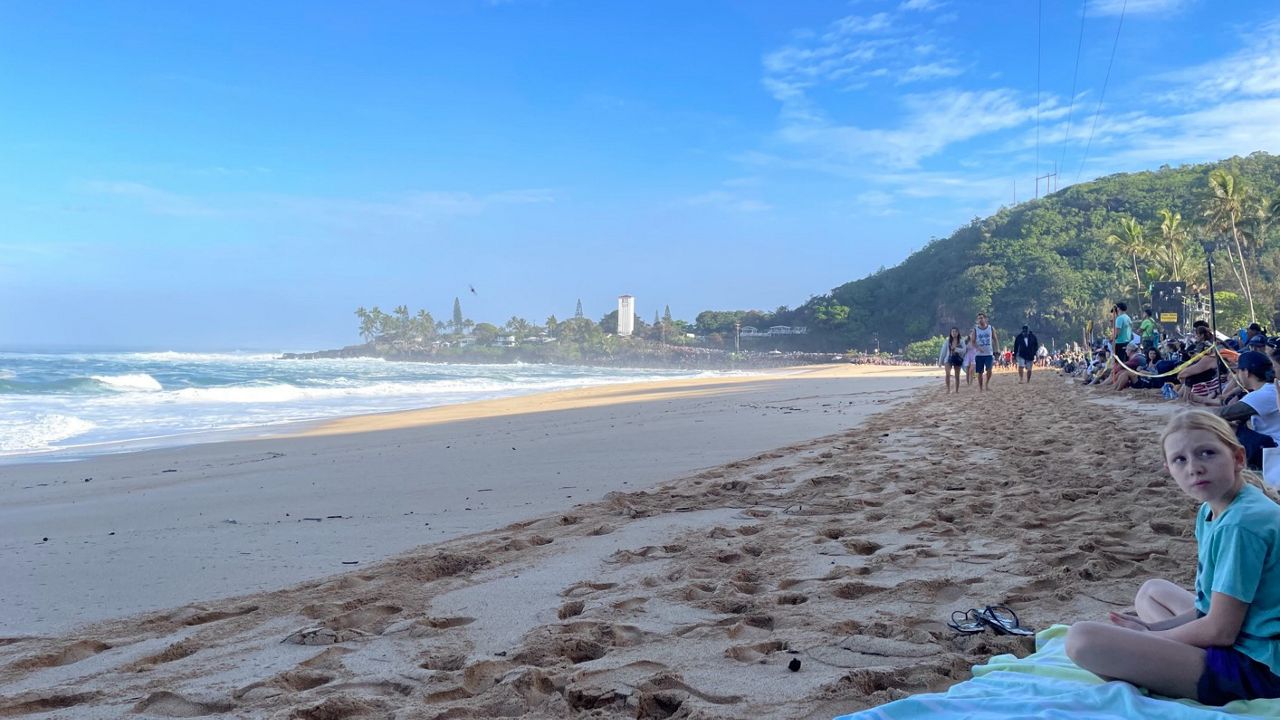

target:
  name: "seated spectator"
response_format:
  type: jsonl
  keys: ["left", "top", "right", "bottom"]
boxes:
{"left": 1179, "top": 325, "right": 1223, "bottom": 405}
{"left": 1245, "top": 321, "right": 1268, "bottom": 348}
{"left": 1112, "top": 347, "right": 1147, "bottom": 391}
{"left": 1217, "top": 350, "right": 1280, "bottom": 469}
{"left": 1130, "top": 349, "right": 1165, "bottom": 390}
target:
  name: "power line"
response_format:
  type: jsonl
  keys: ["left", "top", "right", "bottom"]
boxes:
{"left": 1057, "top": 0, "right": 1088, "bottom": 178}
{"left": 1075, "top": 0, "right": 1127, "bottom": 183}
{"left": 1035, "top": 0, "right": 1042, "bottom": 191}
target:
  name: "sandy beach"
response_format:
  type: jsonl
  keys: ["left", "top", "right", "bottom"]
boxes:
{"left": 0, "top": 366, "right": 1198, "bottom": 719}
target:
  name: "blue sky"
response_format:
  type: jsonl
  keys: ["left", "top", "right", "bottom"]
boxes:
{"left": 3, "top": 0, "right": 1279, "bottom": 349}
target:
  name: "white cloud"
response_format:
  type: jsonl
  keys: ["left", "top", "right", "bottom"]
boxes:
{"left": 81, "top": 181, "right": 216, "bottom": 217}
{"left": 898, "top": 61, "right": 964, "bottom": 84}
{"left": 763, "top": 10, "right": 960, "bottom": 100}
{"left": 899, "top": 0, "right": 944, "bottom": 11}
{"left": 1076, "top": 19, "right": 1280, "bottom": 177}
{"left": 1160, "top": 20, "right": 1280, "bottom": 103}
{"left": 752, "top": 3, "right": 1280, "bottom": 211}
{"left": 828, "top": 13, "right": 893, "bottom": 36}
{"left": 1087, "top": 0, "right": 1189, "bottom": 16}
{"left": 779, "top": 89, "right": 1063, "bottom": 170}
{"left": 1097, "top": 98, "right": 1280, "bottom": 169}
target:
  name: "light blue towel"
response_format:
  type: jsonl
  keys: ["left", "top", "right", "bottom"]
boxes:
{"left": 834, "top": 625, "right": 1280, "bottom": 719}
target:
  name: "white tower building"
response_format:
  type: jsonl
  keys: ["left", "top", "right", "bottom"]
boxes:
{"left": 618, "top": 295, "right": 635, "bottom": 337}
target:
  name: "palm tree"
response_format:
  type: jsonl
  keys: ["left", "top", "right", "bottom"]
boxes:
{"left": 415, "top": 309, "right": 437, "bottom": 341}
{"left": 1205, "top": 169, "right": 1256, "bottom": 322}
{"left": 1106, "top": 216, "right": 1151, "bottom": 304}
{"left": 1151, "top": 210, "right": 1187, "bottom": 281}
{"left": 355, "top": 307, "right": 375, "bottom": 342}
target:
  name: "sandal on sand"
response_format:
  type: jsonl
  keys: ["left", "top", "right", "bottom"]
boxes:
{"left": 947, "top": 609, "right": 987, "bottom": 634}
{"left": 978, "top": 605, "right": 1035, "bottom": 636}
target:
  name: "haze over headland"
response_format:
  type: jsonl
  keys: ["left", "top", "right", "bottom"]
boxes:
{"left": 5, "top": 1, "right": 1280, "bottom": 350}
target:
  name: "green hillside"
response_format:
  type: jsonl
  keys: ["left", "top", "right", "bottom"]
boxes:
{"left": 781, "top": 152, "right": 1280, "bottom": 352}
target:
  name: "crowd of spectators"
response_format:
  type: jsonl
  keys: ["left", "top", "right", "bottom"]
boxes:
{"left": 1057, "top": 308, "right": 1280, "bottom": 471}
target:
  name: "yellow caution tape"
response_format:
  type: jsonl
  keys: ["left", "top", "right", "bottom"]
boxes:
{"left": 1108, "top": 346, "right": 1212, "bottom": 379}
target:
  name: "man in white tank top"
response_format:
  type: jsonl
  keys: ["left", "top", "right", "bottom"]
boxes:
{"left": 971, "top": 313, "right": 998, "bottom": 391}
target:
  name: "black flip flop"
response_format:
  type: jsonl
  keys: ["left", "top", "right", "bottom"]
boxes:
{"left": 948, "top": 609, "right": 987, "bottom": 634}
{"left": 979, "top": 605, "right": 1035, "bottom": 636}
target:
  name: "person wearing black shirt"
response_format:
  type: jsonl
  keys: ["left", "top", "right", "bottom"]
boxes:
{"left": 1013, "top": 325, "right": 1040, "bottom": 383}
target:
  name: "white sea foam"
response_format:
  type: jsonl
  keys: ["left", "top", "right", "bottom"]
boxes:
{"left": 91, "top": 373, "right": 164, "bottom": 391}
{"left": 0, "top": 351, "right": 744, "bottom": 458}
{"left": 0, "top": 413, "right": 98, "bottom": 454}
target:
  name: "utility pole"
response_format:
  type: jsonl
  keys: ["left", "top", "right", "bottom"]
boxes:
{"left": 734, "top": 322, "right": 741, "bottom": 353}
{"left": 1035, "top": 167, "right": 1058, "bottom": 198}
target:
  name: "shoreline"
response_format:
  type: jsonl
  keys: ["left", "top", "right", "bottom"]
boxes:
{"left": 0, "top": 364, "right": 933, "bottom": 637}
{"left": 294, "top": 362, "right": 929, "bottom": 438}
{"left": 0, "top": 364, "right": 789, "bottom": 466}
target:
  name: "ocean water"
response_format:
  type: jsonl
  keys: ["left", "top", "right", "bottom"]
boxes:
{"left": 0, "top": 351, "right": 730, "bottom": 461}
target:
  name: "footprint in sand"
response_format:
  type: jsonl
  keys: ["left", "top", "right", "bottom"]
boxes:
{"left": 0, "top": 691, "right": 100, "bottom": 716}
{"left": 426, "top": 616, "right": 477, "bottom": 629}
{"left": 233, "top": 671, "right": 334, "bottom": 702}
{"left": 560, "top": 581, "right": 619, "bottom": 599}
{"left": 725, "top": 639, "right": 789, "bottom": 663}
{"left": 9, "top": 639, "right": 111, "bottom": 670}
{"left": 558, "top": 600, "right": 586, "bottom": 619}
{"left": 419, "top": 652, "right": 467, "bottom": 671}
{"left": 129, "top": 640, "right": 197, "bottom": 668}
{"left": 291, "top": 695, "right": 388, "bottom": 719}
{"left": 325, "top": 604, "right": 403, "bottom": 633}
{"left": 166, "top": 604, "right": 259, "bottom": 627}
{"left": 611, "top": 597, "right": 648, "bottom": 612}
{"left": 132, "top": 691, "right": 233, "bottom": 717}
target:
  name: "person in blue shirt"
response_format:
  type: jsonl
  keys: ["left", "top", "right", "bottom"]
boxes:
{"left": 1112, "top": 302, "right": 1134, "bottom": 362}
{"left": 1066, "top": 410, "right": 1280, "bottom": 705}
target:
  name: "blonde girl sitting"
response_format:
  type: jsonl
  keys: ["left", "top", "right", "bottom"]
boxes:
{"left": 1066, "top": 410, "right": 1280, "bottom": 705}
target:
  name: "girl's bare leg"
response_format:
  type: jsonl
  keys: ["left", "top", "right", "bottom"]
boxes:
{"left": 1134, "top": 579, "right": 1195, "bottom": 623}
{"left": 1066, "top": 622, "right": 1204, "bottom": 700}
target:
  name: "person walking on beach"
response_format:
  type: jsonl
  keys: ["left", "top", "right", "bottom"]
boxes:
{"left": 1013, "top": 325, "right": 1039, "bottom": 383}
{"left": 939, "top": 327, "right": 965, "bottom": 394}
{"left": 971, "top": 313, "right": 997, "bottom": 391}
{"left": 1065, "top": 411, "right": 1280, "bottom": 706}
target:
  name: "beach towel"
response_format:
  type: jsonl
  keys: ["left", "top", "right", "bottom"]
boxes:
{"left": 833, "top": 625, "right": 1280, "bottom": 720}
